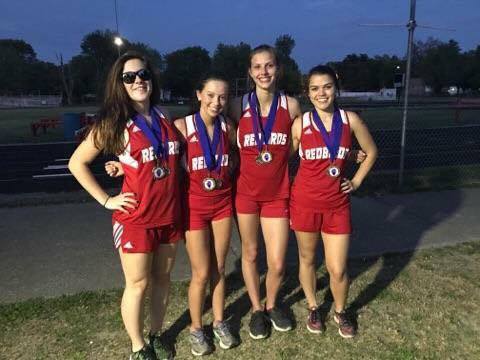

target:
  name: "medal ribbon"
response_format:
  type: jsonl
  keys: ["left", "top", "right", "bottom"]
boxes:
{"left": 195, "top": 112, "right": 223, "bottom": 173}
{"left": 133, "top": 108, "right": 169, "bottom": 163}
{"left": 311, "top": 107, "right": 343, "bottom": 162}
{"left": 248, "top": 91, "right": 279, "bottom": 152}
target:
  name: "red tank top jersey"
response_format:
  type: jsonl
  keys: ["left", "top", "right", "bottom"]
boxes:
{"left": 183, "top": 114, "right": 231, "bottom": 198}
{"left": 112, "top": 107, "right": 181, "bottom": 227}
{"left": 236, "top": 92, "right": 292, "bottom": 201}
{"left": 290, "top": 109, "right": 352, "bottom": 210}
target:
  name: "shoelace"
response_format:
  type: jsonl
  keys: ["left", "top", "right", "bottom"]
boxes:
{"left": 310, "top": 308, "right": 321, "bottom": 323}
{"left": 252, "top": 311, "right": 265, "bottom": 323}
{"left": 191, "top": 330, "right": 207, "bottom": 344}
{"left": 336, "top": 312, "right": 352, "bottom": 327}
{"left": 215, "top": 321, "right": 229, "bottom": 337}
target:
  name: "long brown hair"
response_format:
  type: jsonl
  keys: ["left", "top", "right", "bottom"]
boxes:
{"left": 91, "top": 51, "right": 161, "bottom": 155}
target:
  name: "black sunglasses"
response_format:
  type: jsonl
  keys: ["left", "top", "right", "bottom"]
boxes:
{"left": 121, "top": 69, "right": 152, "bottom": 84}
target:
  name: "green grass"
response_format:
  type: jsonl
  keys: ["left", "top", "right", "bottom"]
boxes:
{"left": 1, "top": 241, "right": 479, "bottom": 359}
{"left": 0, "top": 106, "right": 98, "bottom": 144}
{"left": 356, "top": 107, "right": 480, "bottom": 130}
{"left": 0, "top": 105, "right": 190, "bottom": 144}
{"left": 1, "top": 103, "right": 480, "bottom": 144}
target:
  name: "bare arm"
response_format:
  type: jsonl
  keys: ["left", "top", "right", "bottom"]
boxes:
{"left": 68, "top": 131, "right": 137, "bottom": 213}
{"left": 287, "top": 96, "right": 302, "bottom": 121}
{"left": 227, "top": 96, "right": 242, "bottom": 126}
{"left": 225, "top": 116, "right": 239, "bottom": 176}
{"left": 290, "top": 115, "right": 302, "bottom": 156}
{"left": 225, "top": 116, "right": 238, "bottom": 148}
{"left": 173, "top": 117, "right": 187, "bottom": 139}
{"left": 341, "top": 111, "right": 378, "bottom": 193}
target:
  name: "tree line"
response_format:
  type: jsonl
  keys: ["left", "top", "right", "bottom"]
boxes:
{"left": 328, "top": 38, "right": 480, "bottom": 93}
{"left": 1, "top": 32, "right": 479, "bottom": 104}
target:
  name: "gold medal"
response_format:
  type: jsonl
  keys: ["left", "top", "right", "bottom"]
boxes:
{"left": 256, "top": 150, "right": 273, "bottom": 165}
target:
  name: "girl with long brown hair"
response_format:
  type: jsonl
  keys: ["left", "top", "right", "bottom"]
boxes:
{"left": 69, "top": 51, "right": 181, "bottom": 360}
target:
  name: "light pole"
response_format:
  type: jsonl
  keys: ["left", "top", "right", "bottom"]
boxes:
{"left": 394, "top": 65, "right": 402, "bottom": 102}
{"left": 113, "top": 0, "right": 122, "bottom": 57}
{"left": 114, "top": 0, "right": 120, "bottom": 33}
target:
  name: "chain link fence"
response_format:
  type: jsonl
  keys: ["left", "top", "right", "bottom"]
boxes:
{"left": 0, "top": 95, "right": 62, "bottom": 108}
{"left": 290, "top": 104, "right": 480, "bottom": 193}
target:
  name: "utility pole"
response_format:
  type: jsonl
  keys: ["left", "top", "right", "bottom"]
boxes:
{"left": 359, "top": 0, "right": 454, "bottom": 187}
{"left": 398, "top": 0, "right": 416, "bottom": 186}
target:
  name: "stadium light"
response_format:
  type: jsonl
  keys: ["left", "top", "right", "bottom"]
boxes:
{"left": 114, "top": 36, "right": 123, "bottom": 47}
{"left": 114, "top": 36, "right": 123, "bottom": 57}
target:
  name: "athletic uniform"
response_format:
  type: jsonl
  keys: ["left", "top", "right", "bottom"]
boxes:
{"left": 183, "top": 114, "right": 232, "bottom": 230}
{"left": 112, "top": 107, "right": 182, "bottom": 252}
{"left": 236, "top": 92, "right": 291, "bottom": 217}
{"left": 290, "top": 109, "right": 352, "bottom": 234}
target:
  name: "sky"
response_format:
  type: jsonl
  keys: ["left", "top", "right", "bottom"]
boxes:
{"left": 1, "top": 0, "right": 479, "bottom": 71}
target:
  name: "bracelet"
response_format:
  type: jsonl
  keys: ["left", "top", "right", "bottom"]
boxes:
{"left": 103, "top": 196, "right": 111, "bottom": 208}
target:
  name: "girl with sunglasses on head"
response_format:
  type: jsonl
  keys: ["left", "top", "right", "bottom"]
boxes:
{"left": 228, "top": 44, "right": 303, "bottom": 339}
{"left": 173, "top": 73, "right": 239, "bottom": 356}
{"left": 290, "top": 65, "right": 377, "bottom": 338}
{"left": 69, "top": 51, "right": 181, "bottom": 360}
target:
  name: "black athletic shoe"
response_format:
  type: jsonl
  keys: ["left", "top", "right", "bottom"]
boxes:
{"left": 248, "top": 310, "right": 270, "bottom": 339}
{"left": 266, "top": 307, "right": 293, "bottom": 332}
{"left": 148, "top": 332, "right": 173, "bottom": 360}
{"left": 129, "top": 344, "right": 157, "bottom": 360}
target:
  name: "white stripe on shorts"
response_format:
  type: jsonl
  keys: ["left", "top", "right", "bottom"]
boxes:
{"left": 113, "top": 221, "right": 124, "bottom": 249}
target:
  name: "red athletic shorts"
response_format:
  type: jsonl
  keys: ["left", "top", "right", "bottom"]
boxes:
{"left": 290, "top": 203, "right": 351, "bottom": 234}
{"left": 112, "top": 221, "right": 182, "bottom": 253}
{"left": 186, "top": 193, "right": 233, "bottom": 231}
{"left": 235, "top": 193, "right": 289, "bottom": 218}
